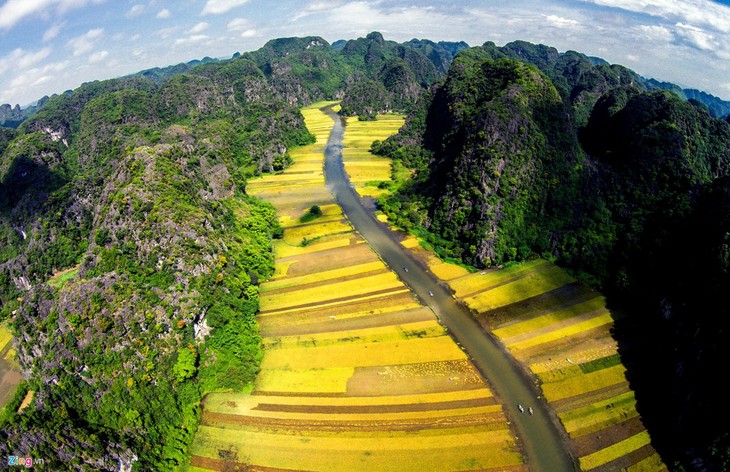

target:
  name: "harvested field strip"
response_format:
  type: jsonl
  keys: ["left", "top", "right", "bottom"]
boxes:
{"left": 202, "top": 389, "right": 494, "bottom": 413}
{"left": 225, "top": 404, "right": 504, "bottom": 422}
{"left": 541, "top": 364, "right": 627, "bottom": 402}
{"left": 252, "top": 396, "right": 495, "bottom": 414}
{"left": 625, "top": 453, "right": 668, "bottom": 472}
{"left": 259, "top": 303, "right": 429, "bottom": 337}
{"left": 493, "top": 295, "right": 607, "bottom": 338}
{"left": 260, "top": 335, "right": 467, "bottom": 369}
{"left": 448, "top": 259, "right": 550, "bottom": 297}
{"left": 579, "top": 431, "right": 652, "bottom": 471}
{"left": 194, "top": 424, "right": 515, "bottom": 450}
{"left": 200, "top": 414, "right": 507, "bottom": 435}
{"left": 503, "top": 312, "right": 614, "bottom": 352}
{"left": 261, "top": 261, "right": 386, "bottom": 291}
{"left": 257, "top": 287, "right": 411, "bottom": 316}
{"left": 262, "top": 320, "right": 444, "bottom": 349}
{"left": 191, "top": 439, "right": 523, "bottom": 472}
{"left": 465, "top": 265, "right": 576, "bottom": 313}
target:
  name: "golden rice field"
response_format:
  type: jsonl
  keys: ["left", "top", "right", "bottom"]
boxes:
{"left": 189, "top": 103, "right": 526, "bottom": 471}
{"left": 417, "top": 257, "right": 668, "bottom": 472}
{"left": 341, "top": 114, "right": 405, "bottom": 199}
{"left": 0, "top": 321, "right": 22, "bottom": 410}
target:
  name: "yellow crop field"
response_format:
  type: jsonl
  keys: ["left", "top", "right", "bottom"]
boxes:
{"left": 272, "top": 235, "right": 353, "bottom": 258}
{"left": 493, "top": 296, "right": 607, "bottom": 339}
{"left": 448, "top": 259, "right": 550, "bottom": 297}
{"left": 341, "top": 114, "right": 405, "bottom": 197}
{"left": 465, "top": 265, "right": 576, "bottom": 313}
{"left": 261, "top": 260, "right": 386, "bottom": 291}
{"left": 0, "top": 322, "right": 12, "bottom": 352}
{"left": 255, "top": 367, "right": 354, "bottom": 393}
{"left": 261, "top": 335, "right": 467, "bottom": 370}
{"left": 504, "top": 312, "right": 615, "bottom": 351}
{"left": 541, "top": 364, "right": 627, "bottom": 402}
{"left": 282, "top": 219, "right": 353, "bottom": 243}
{"left": 560, "top": 391, "right": 638, "bottom": 435}
{"left": 263, "top": 320, "right": 444, "bottom": 349}
{"left": 579, "top": 431, "right": 652, "bottom": 470}
{"left": 259, "top": 272, "right": 403, "bottom": 311}
{"left": 192, "top": 425, "right": 522, "bottom": 472}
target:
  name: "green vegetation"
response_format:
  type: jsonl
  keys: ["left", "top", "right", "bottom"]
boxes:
{"left": 299, "top": 205, "right": 323, "bottom": 223}
{"left": 372, "top": 40, "right": 730, "bottom": 471}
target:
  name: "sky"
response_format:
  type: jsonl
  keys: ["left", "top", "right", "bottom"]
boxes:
{"left": 1, "top": 0, "right": 730, "bottom": 106}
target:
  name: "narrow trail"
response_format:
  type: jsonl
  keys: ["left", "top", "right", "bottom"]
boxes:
{"left": 322, "top": 105, "right": 578, "bottom": 472}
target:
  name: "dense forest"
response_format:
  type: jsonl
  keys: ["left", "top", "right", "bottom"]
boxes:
{"left": 1, "top": 32, "right": 728, "bottom": 471}
{"left": 373, "top": 40, "right": 730, "bottom": 472}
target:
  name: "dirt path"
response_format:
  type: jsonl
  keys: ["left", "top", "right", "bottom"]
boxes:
{"left": 322, "top": 105, "right": 578, "bottom": 472}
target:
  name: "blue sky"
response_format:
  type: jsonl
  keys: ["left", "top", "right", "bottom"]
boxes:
{"left": 1, "top": 0, "right": 729, "bottom": 106}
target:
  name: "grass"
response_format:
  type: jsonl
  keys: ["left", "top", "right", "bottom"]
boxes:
{"left": 47, "top": 265, "right": 79, "bottom": 289}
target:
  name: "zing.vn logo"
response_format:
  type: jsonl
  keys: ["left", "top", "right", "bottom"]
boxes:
{"left": 7, "top": 456, "right": 44, "bottom": 467}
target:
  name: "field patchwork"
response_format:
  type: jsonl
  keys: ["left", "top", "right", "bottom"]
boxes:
{"left": 190, "top": 103, "right": 526, "bottom": 471}
{"left": 417, "top": 256, "right": 668, "bottom": 472}
{"left": 341, "top": 114, "right": 405, "bottom": 199}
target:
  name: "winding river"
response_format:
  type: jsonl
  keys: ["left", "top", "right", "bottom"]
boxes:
{"left": 322, "top": 105, "right": 577, "bottom": 472}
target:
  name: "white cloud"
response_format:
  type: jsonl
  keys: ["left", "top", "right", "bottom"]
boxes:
{"left": 636, "top": 24, "right": 673, "bottom": 42}
{"left": 584, "top": 0, "right": 730, "bottom": 33}
{"left": 545, "top": 14, "right": 579, "bottom": 28}
{"left": 227, "top": 17, "right": 252, "bottom": 31}
{"left": 626, "top": 53, "right": 640, "bottom": 62}
{"left": 190, "top": 22, "right": 209, "bottom": 34}
{"left": 175, "top": 34, "right": 210, "bottom": 46}
{"left": 240, "top": 29, "right": 258, "bottom": 38}
{"left": 88, "top": 50, "right": 109, "bottom": 63}
{"left": 0, "top": 47, "right": 53, "bottom": 75}
{"left": 201, "top": 0, "right": 250, "bottom": 15}
{"left": 43, "top": 23, "right": 63, "bottom": 41}
{"left": 126, "top": 4, "right": 144, "bottom": 18}
{"left": 67, "top": 28, "right": 103, "bottom": 56}
{"left": 0, "top": 0, "right": 105, "bottom": 30}
{"left": 675, "top": 22, "right": 716, "bottom": 51}
{"left": 156, "top": 8, "right": 171, "bottom": 19}
{"left": 292, "top": 1, "right": 342, "bottom": 21}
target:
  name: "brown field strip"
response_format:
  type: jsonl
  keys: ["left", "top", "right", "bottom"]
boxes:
{"left": 190, "top": 103, "right": 524, "bottom": 471}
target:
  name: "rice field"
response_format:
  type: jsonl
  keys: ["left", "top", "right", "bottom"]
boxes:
{"left": 414, "top": 255, "right": 668, "bottom": 472}
{"left": 341, "top": 114, "right": 405, "bottom": 198}
{"left": 0, "top": 321, "right": 22, "bottom": 410}
{"left": 190, "top": 102, "right": 526, "bottom": 471}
